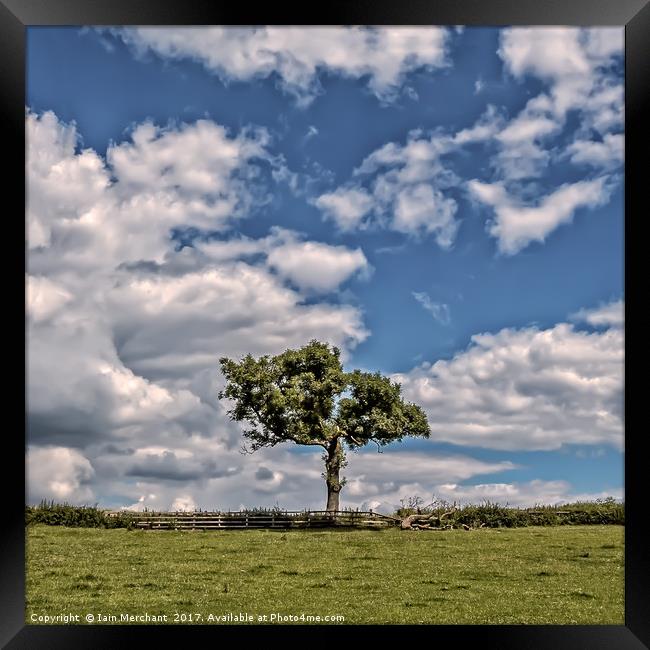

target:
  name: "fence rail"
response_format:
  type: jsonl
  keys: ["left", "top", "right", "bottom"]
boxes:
{"left": 107, "top": 510, "right": 399, "bottom": 530}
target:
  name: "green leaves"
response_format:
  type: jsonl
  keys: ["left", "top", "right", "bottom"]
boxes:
{"left": 336, "top": 370, "right": 430, "bottom": 448}
{"left": 218, "top": 340, "right": 431, "bottom": 451}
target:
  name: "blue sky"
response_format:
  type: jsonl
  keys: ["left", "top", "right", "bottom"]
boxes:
{"left": 26, "top": 27, "right": 624, "bottom": 512}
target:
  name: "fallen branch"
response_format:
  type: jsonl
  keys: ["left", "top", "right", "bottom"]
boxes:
{"left": 400, "top": 514, "right": 435, "bottom": 530}
{"left": 400, "top": 508, "right": 457, "bottom": 530}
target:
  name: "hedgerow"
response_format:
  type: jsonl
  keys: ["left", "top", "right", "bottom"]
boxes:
{"left": 26, "top": 497, "right": 624, "bottom": 529}
{"left": 395, "top": 496, "right": 624, "bottom": 528}
{"left": 25, "top": 501, "right": 136, "bottom": 529}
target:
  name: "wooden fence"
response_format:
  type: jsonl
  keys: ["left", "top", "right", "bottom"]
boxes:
{"left": 109, "top": 510, "right": 400, "bottom": 531}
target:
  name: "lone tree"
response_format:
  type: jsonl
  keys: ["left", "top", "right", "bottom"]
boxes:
{"left": 218, "top": 340, "right": 430, "bottom": 512}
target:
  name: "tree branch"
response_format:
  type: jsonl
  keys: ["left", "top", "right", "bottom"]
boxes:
{"left": 286, "top": 434, "right": 328, "bottom": 448}
{"left": 250, "top": 404, "right": 327, "bottom": 448}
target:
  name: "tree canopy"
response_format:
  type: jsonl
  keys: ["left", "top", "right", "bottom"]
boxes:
{"left": 218, "top": 340, "right": 430, "bottom": 511}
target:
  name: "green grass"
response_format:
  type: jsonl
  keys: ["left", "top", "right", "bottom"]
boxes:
{"left": 26, "top": 524, "right": 624, "bottom": 625}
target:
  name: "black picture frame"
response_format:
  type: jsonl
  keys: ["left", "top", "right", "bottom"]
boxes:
{"left": 4, "top": 1, "right": 647, "bottom": 647}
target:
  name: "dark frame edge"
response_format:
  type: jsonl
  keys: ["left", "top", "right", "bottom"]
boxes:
{"left": 0, "top": 0, "right": 25, "bottom": 648}
{"left": 2, "top": 0, "right": 650, "bottom": 26}
{"left": 4, "top": 0, "right": 649, "bottom": 647}
{"left": 624, "top": 1, "right": 650, "bottom": 647}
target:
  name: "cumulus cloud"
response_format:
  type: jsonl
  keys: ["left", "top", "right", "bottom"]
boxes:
{"left": 109, "top": 433, "right": 619, "bottom": 514}
{"left": 344, "top": 451, "right": 517, "bottom": 498}
{"left": 393, "top": 308, "right": 623, "bottom": 451}
{"left": 170, "top": 495, "right": 197, "bottom": 512}
{"left": 422, "top": 480, "right": 623, "bottom": 508}
{"left": 467, "top": 176, "right": 611, "bottom": 255}
{"left": 111, "top": 27, "right": 449, "bottom": 105}
{"left": 27, "top": 110, "right": 277, "bottom": 269}
{"left": 498, "top": 27, "right": 623, "bottom": 121}
{"left": 86, "top": 439, "right": 619, "bottom": 512}
{"left": 107, "top": 262, "right": 368, "bottom": 381}
{"left": 313, "top": 130, "right": 460, "bottom": 245}
{"left": 311, "top": 29, "right": 622, "bottom": 253}
{"left": 26, "top": 109, "right": 370, "bottom": 507}
{"left": 27, "top": 110, "right": 110, "bottom": 251}
{"left": 480, "top": 28, "right": 621, "bottom": 184}
{"left": 107, "top": 119, "right": 271, "bottom": 211}
{"left": 26, "top": 28, "right": 624, "bottom": 511}
{"left": 393, "top": 183, "right": 458, "bottom": 244}
{"left": 565, "top": 133, "right": 624, "bottom": 170}
{"left": 453, "top": 104, "right": 504, "bottom": 146}
{"left": 571, "top": 299, "right": 624, "bottom": 328}
{"left": 267, "top": 240, "right": 370, "bottom": 293}
{"left": 27, "top": 447, "right": 96, "bottom": 504}
{"left": 26, "top": 274, "right": 74, "bottom": 323}
{"left": 306, "top": 30, "right": 622, "bottom": 254}
{"left": 312, "top": 187, "right": 375, "bottom": 231}
{"left": 495, "top": 27, "right": 623, "bottom": 180}
{"left": 124, "top": 449, "right": 239, "bottom": 482}
{"left": 92, "top": 444, "right": 520, "bottom": 512}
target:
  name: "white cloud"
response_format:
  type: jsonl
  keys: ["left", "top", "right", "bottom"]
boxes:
{"left": 499, "top": 28, "right": 591, "bottom": 85}
{"left": 191, "top": 227, "right": 372, "bottom": 294}
{"left": 467, "top": 176, "right": 611, "bottom": 254}
{"left": 309, "top": 29, "right": 622, "bottom": 252}
{"left": 453, "top": 104, "right": 504, "bottom": 145}
{"left": 26, "top": 110, "right": 110, "bottom": 250}
{"left": 26, "top": 26, "right": 625, "bottom": 511}
{"left": 112, "top": 27, "right": 449, "bottom": 104}
{"left": 393, "top": 311, "right": 623, "bottom": 451}
{"left": 170, "top": 496, "right": 197, "bottom": 512}
{"left": 344, "top": 452, "right": 516, "bottom": 498}
{"left": 412, "top": 292, "right": 451, "bottom": 325}
{"left": 27, "top": 309, "right": 205, "bottom": 449}
{"left": 498, "top": 27, "right": 622, "bottom": 120}
{"left": 393, "top": 183, "right": 458, "bottom": 244}
{"left": 107, "top": 119, "right": 269, "bottom": 199}
{"left": 27, "top": 447, "right": 95, "bottom": 504}
{"left": 92, "top": 440, "right": 620, "bottom": 512}
{"left": 26, "top": 274, "right": 74, "bottom": 323}
{"left": 314, "top": 131, "right": 460, "bottom": 244}
{"left": 27, "top": 111, "right": 278, "bottom": 269}
{"left": 565, "top": 133, "right": 624, "bottom": 170}
{"left": 571, "top": 299, "right": 624, "bottom": 328}
{"left": 497, "top": 115, "right": 560, "bottom": 145}
{"left": 427, "top": 479, "right": 623, "bottom": 508}
{"left": 27, "top": 109, "right": 370, "bottom": 506}
{"left": 267, "top": 240, "right": 370, "bottom": 293}
{"left": 312, "top": 187, "right": 374, "bottom": 231}
{"left": 92, "top": 443, "right": 520, "bottom": 512}
{"left": 495, "top": 27, "right": 623, "bottom": 179}
{"left": 107, "top": 262, "right": 369, "bottom": 381}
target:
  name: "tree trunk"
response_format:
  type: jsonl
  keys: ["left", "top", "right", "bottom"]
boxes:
{"left": 324, "top": 438, "right": 344, "bottom": 513}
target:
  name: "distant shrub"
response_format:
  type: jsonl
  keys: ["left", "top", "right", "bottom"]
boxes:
{"left": 231, "top": 506, "right": 290, "bottom": 515}
{"left": 26, "top": 501, "right": 136, "bottom": 529}
{"left": 394, "top": 496, "right": 624, "bottom": 528}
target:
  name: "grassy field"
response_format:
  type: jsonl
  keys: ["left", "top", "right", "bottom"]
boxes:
{"left": 26, "top": 524, "right": 624, "bottom": 625}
